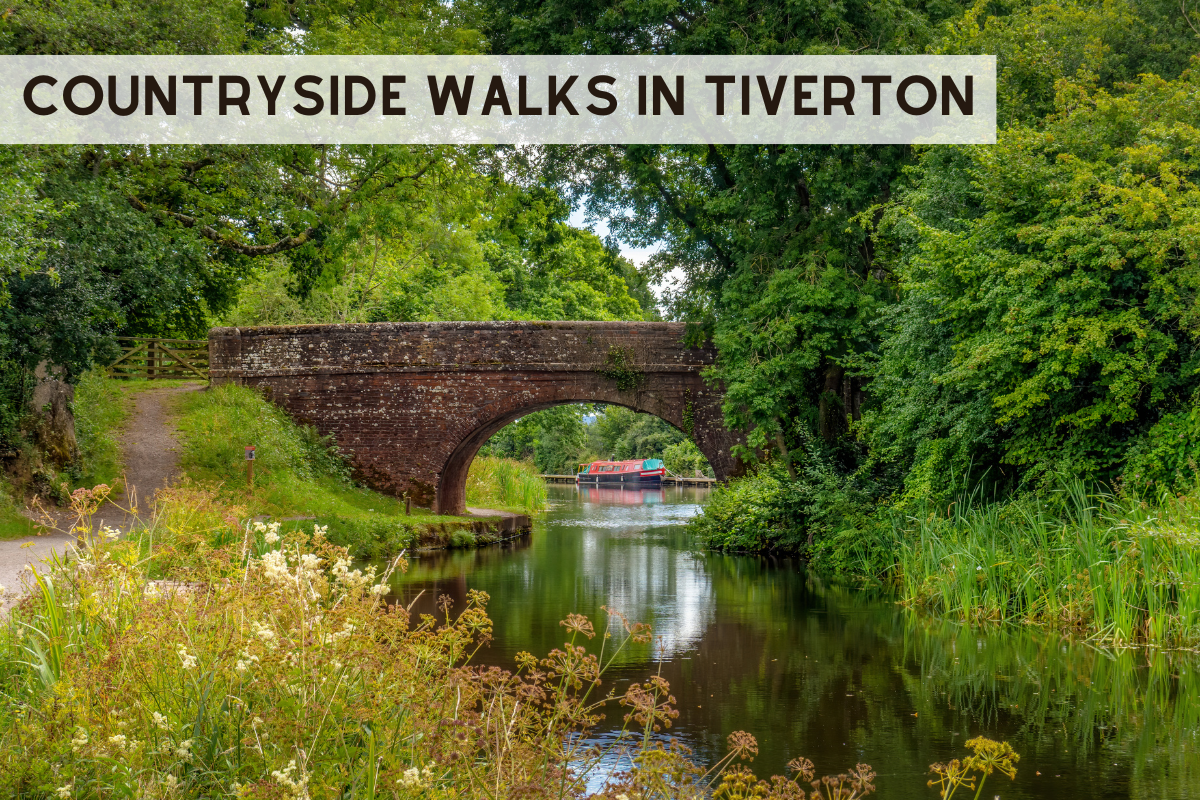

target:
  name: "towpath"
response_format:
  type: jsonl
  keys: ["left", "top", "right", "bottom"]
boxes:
{"left": 0, "top": 383, "right": 203, "bottom": 607}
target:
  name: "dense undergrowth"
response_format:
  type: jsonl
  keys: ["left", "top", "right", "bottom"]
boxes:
{"left": 0, "top": 485, "right": 1016, "bottom": 799}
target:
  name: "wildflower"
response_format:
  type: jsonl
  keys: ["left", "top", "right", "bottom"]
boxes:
{"left": 102, "top": 526, "right": 120, "bottom": 541}
{"left": 162, "top": 774, "right": 179, "bottom": 792}
{"left": 70, "top": 728, "right": 89, "bottom": 752}
{"left": 261, "top": 550, "right": 290, "bottom": 584}
{"left": 727, "top": 730, "right": 758, "bottom": 761}
{"left": 264, "top": 531, "right": 281, "bottom": 544}
{"left": 56, "top": 784, "right": 72, "bottom": 799}
{"left": 108, "top": 733, "right": 128, "bottom": 752}
{"left": 152, "top": 712, "right": 171, "bottom": 731}
{"left": 271, "top": 760, "right": 310, "bottom": 800}
{"left": 175, "top": 739, "right": 193, "bottom": 760}
{"left": 252, "top": 622, "right": 278, "bottom": 647}
{"left": 177, "top": 645, "right": 198, "bottom": 670}
{"left": 399, "top": 767, "right": 421, "bottom": 788}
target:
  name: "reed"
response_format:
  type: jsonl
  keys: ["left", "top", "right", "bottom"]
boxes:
{"left": 874, "top": 478, "right": 1200, "bottom": 648}
{"left": 465, "top": 455, "right": 547, "bottom": 514}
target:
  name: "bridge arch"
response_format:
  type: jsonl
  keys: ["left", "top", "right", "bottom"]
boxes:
{"left": 209, "top": 321, "right": 742, "bottom": 515}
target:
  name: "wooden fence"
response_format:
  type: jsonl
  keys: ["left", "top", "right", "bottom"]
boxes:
{"left": 107, "top": 337, "right": 209, "bottom": 380}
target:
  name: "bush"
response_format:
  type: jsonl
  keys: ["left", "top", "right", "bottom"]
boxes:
{"left": 688, "top": 467, "right": 808, "bottom": 553}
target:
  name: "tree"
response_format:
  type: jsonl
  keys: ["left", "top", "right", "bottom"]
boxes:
{"left": 865, "top": 67, "right": 1200, "bottom": 500}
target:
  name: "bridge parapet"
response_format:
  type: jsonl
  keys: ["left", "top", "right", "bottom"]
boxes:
{"left": 209, "top": 321, "right": 741, "bottom": 514}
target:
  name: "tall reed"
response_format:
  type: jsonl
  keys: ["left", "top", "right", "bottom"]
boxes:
{"left": 465, "top": 456, "right": 547, "bottom": 514}
{"left": 876, "top": 478, "right": 1200, "bottom": 647}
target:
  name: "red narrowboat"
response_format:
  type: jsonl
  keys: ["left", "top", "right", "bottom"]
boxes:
{"left": 576, "top": 458, "right": 666, "bottom": 485}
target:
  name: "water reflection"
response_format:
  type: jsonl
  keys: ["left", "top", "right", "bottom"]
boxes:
{"left": 380, "top": 485, "right": 1200, "bottom": 799}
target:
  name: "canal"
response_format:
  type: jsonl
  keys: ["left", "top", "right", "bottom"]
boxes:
{"left": 385, "top": 484, "right": 1200, "bottom": 799}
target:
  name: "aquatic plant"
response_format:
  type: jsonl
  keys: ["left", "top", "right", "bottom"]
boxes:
{"left": 878, "top": 478, "right": 1200, "bottom": 648}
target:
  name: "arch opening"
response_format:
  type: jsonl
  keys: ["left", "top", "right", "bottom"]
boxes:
{"left": 437, "top": 400, "right": 720, "bottom": 515}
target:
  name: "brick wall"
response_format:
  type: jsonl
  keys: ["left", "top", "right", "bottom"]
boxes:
{"left": 209, "top": 321, "right": 742, "bottom": 514}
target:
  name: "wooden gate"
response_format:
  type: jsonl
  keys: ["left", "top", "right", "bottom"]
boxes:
{"left": 107, "top": 337, "right": 209, "bottom": 380}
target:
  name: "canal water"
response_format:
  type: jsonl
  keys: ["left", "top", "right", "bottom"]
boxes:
{"left": 385, "top": 484, "right": 1200, "bottom": 799}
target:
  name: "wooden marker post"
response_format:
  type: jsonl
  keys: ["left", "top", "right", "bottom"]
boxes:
{"left": 245, "top": 445, "right": 256, "bottom": 488}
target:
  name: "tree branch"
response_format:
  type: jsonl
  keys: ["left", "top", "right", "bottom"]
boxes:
{"left": 126, "top": 195, "right": 317, "bottom": 256}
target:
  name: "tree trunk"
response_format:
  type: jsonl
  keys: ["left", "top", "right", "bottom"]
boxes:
{"left": 818, "top": 364, "right": 846, "bottom": 443}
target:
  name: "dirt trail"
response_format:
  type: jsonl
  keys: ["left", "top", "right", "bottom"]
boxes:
{"left": 0, "top": 383, "right": 204, "bottom": 607}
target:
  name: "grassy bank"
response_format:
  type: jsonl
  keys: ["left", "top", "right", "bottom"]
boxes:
{"left": 0, "top": 487, "right": 1012, "bottom": 798}
{"left": 174, "top": 383, "right": 542, "bottom": 558}
{"left": 464, "top": 455, "right": 546, "bottom": 513}
{"left": 867, "top": 480, "right": 1200, "bottom": 649}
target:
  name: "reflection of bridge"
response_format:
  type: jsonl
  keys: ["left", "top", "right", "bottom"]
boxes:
{"left": 209, "top": 321, "right": 742, "bottom": 515}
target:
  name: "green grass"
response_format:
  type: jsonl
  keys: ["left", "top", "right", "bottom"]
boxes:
{"left": 870, "top": 478, "right": 1200, "bottom": 648}
{"left": 0, "top": 479, "right": 38, "bottom": 540}
{"left": 173, "top": 384, "right": 532, "bottom": 558}
{"left": 465, "top": 456, "right": 547, "bottom": 514}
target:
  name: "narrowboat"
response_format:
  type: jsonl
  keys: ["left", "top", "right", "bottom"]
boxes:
{"left": 576, "top": 458, "right": 666, "bottom": 485}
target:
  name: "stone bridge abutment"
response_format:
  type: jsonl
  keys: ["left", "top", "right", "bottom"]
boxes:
{"left": 209, "top": 321, "right": 742, "bottom": 515}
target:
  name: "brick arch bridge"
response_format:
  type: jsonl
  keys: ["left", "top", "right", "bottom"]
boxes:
{"left": 208, "top": 321, "right": 743, "bottom": 515}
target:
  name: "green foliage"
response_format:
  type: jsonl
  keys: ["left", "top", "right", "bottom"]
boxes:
{"left": 481, "top": 405, "right": 591, "bottom": 474}
{"left": 465, "top": 456, "right": 547, "bottom": 513}
{"left": 69, "top": 371, "right": 129, "bottom": 489}
{"left": 595, "top": 346, "right": 644, "bottom": 392}
{"left": 688, "top": 467, "right": 806, "bottom": 553}
{"left": 590, "top": 405, "right": 690, "bottom": 462}
{"left": 875, "top": 479, "right": 1200, "bottom": 648}
{"left": 868, "top": 68, "right": 1200, "bottom": 494}
{"left": 662, "top": 439, "right": 711, "bottom": 477}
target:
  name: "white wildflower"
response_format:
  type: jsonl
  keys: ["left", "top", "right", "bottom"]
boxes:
{"left": 399, "top": 767, "right": 421, "bottom": 788}
{"left": 264, "top": 531, "right": 281, "bottom": 544}
{"left": 421, "top": 763, "right": 435, "bottom": 782}
{"left": 271, "top": 759, "right": 310, "bottom": 799}
{"left": 55, "top": 784, "right": 72, "bottom": 799}
{"left": 162, "top": 774, "right": 179, "bottom": 793}
{"left": 177, "top": 645, "right": 198, "bottom": 670}
{"left": 175, "top": 739, "right": 193, "bottom": 760}
{"left": 108, "top": 733, "right": 128, "bottom": 751}
{"left": 312, "top": 524, "right": 328, "bottom": 539}
{"left": 102, "top": 526, "right": 120, "bottom": 541}
{"left": 261, "top": 549, "right": 290, "bottom": 583}
{"left": 252, "top": 621, "right": 278, "bottom": 648}
{"left": 152, "top": 712, "right": 171, "bottom": 731}
{"left": 70, "top": 728, "right": 89, "bottom": 752}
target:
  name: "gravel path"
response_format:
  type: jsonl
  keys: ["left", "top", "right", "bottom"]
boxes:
{"left": 0, "top": 383, "right": 203, "bottom": 607}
